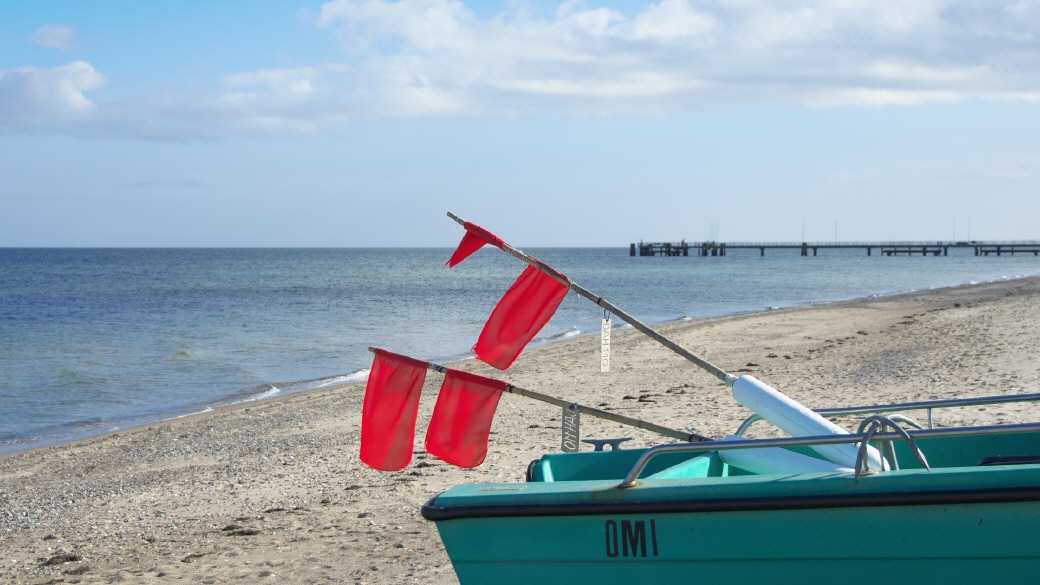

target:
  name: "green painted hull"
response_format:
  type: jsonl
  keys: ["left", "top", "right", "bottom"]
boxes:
{"left": 425, "top": 432, "right": 1040, "bottom": 583}
{"left": 439, "top": 501, "right": 1040, "bottom": 583}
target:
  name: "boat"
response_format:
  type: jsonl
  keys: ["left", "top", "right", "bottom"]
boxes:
{"left": 421, "top": 391, "right": 1040, "bottom": 583}
{"left": 399, "top": 214, "right": 1040, "bottom": 582}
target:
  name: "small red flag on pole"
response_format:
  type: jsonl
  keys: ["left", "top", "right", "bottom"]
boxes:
{"left": 445, "top": 222, "right": 506, "bottom": 268}
{"left": 475, "top": 264, "right": 569, "bottom": 370}
{"left": 425, "top": 369, "right": 508, "bottom": 468}
{"left": 360, "top": 349, "right": 428, "bottom": 471}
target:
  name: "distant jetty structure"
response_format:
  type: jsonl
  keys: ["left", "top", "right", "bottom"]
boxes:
{"left": 630, "top": 240, "right": 1040, "bottom": 257}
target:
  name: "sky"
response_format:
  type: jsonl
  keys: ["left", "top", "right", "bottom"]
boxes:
{"left": 2, "top": 0, "right": 1039, "bottom": 247}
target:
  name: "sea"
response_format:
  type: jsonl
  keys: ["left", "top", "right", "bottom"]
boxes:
{"left": 2, "top": 246, "right": 1039, "bottom": 454}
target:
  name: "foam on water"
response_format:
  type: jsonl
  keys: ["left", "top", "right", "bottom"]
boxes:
{"left": 240, "top": 385, "right": 282, "bottom": 403}
{"left": 545, "top": 327, "right": 581, "bottom": 341}
{"left": 169, "top": 407, "right": 215, "bottom": 420}
{"left": 317, "top": 369, "right": 371, "bottom": 387}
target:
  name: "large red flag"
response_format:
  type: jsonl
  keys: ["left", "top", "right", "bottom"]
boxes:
{"left": 475, "top": 264, "right": 569, "bottom": 370}
{"left": 445, "top": 222, "right": 506, "bottom": 268}
{"left": 425, "top": 369, "right": 508, "bottom": 468}
{"left": 360, "top": 349, "right": 428, "bottom": 471}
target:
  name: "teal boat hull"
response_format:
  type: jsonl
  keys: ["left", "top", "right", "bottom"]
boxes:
{"left": 424, "top": 432, "right": 1040, "bottom": 583}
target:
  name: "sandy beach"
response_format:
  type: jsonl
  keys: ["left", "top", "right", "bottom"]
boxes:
{"left": 3, "top": 276, "right": 1040, "bottom": 584}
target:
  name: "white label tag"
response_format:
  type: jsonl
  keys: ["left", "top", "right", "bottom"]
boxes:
{"left": 561, "top": 404, "right": 580, "bottom": 452}
{"left": 601, "top": 318, "right": 611, "bottom": 373}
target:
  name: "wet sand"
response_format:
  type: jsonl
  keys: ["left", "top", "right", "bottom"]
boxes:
{"left": 3, "top": 276, "right": 1040, "bottom": 584}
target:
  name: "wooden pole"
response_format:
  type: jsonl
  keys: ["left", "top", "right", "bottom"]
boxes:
{"left": 447, "top": 212, "right": 733, "bottom": 384}
{"left": 368, "top": 347, "right": 709, "bottom": 442}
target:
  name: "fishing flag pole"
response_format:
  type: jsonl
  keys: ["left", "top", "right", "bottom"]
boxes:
{"left": 443, "top": 214, "right": 890, "bottom": 470}
{"left": 447, "top": 212, "right": 733, "bottom": 385}
{"left": 368, "top": 347, "right": 708, "bottom": 443}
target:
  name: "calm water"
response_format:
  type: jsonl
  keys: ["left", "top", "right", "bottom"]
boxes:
{"left": 2, "top": 246, "right": 1038, "bottom": 453}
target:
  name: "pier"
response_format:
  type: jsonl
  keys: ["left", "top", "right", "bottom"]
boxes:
{"left": 630, "top": 241, "right": 1040, "bottom": 257}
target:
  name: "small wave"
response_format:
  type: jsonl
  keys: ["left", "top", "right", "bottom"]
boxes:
{"left": 317, "top": 369, "right": 371, "bottom": 387}
{"left": 245, "top": 385, "right": 281, "bottom": 402}
{"left": 547, "top": 327, "right": 581, "bottom": 341}
{"left": 168, "top": 407, "right": 215, "bottom": 420}
{"left": 529, "top": 327, "right": 583, "bottom": 345}
{"left": 969, "top": 281, "right": 978, "bottom": 285}
{"left": 678, "top": 316, "right": 694, "bottom": 321}
{"left": 766, "top": 306, "right": 780, "bottom": 311}
{"left": 223, "top": 386, "right": 283, "bottom": 407}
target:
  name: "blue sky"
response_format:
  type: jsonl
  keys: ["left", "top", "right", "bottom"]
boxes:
{"left": 2, "top": 0, "right": 1039, "bottom": 246}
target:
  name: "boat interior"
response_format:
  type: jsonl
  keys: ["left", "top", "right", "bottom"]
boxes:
{"left": 529, "top": 393, "right": 1040, "bottom": 485}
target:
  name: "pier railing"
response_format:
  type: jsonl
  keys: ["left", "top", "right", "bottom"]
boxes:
{"left": 711, "top": 240, "right": 1040, "bottom": 248}
{"left": 630, "top": 240, "right": 1040, "bottom": 257}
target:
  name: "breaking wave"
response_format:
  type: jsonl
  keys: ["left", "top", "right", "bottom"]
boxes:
{"left": 317, "top": 369, "right": 371, "bottom": 387}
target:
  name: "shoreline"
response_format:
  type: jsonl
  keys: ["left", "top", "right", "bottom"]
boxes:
{"left": 4, "top": 275, "right": 1040, "bottom": 583}
{"left": 4, "top": 273, "right": 1032, "bottom": 458}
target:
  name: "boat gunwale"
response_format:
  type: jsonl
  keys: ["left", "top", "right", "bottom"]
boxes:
{"left": 620, "top": 421, "right": 1040, "bottom": 487}
{"left": 421, "top": 484, "right": 1040, "bottom": 521}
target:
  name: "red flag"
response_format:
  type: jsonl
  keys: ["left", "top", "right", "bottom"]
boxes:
{"left": 445, "top": 222, "right": 506, "bottom": 268}
{"left": 360, "top": 349, "right": 428, "bottom": 471}
{"left": 475, "top": 264, "right": 569, "bottom": 369}
{"left": 425, "top": 369, "right": 508, "bottom": 468}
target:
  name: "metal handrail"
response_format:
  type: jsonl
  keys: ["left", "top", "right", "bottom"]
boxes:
{"left": 854, "top": 415, "right": 930, "bottom": 478}
{"left": 617, "top": 421, "right": 1040, "bottom": 489}
{"left": 693, "top": 240, "right": 1040, "bottom": 247}
{"left": 734, "top": 392, "right": 1040, "bottom": 436}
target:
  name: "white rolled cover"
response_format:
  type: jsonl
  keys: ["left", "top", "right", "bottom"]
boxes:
{"left": 718, "top": 436, "right": 853, "bottom": 475}
{"left": 730, "top": 375, "right": 886, "bottom": 470}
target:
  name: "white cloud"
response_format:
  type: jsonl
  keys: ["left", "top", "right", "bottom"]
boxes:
{"left": 318, "top": 0, "right": 477, "bottom": 51}
{"left": 4, "top": 1, "right": 1040, "bottom": 138}
{"left": 27, "top": 24, "right": 79, "bottom": 51}
{"left": 0, "top": 61, "right": 107, "bottom": 129}
{"left": 303, "top": 0, "right": 1040, "bottom": 114}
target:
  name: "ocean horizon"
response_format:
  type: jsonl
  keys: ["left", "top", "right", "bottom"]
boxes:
{"left": 3, "top": 246, "right": 1039, "bottom": 454}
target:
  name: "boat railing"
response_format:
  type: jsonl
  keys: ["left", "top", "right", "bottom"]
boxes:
{"left": 618, "top": 421, "right": 1040, "bottom": 489}
{"left": 733, "top": 392, "right": 1040, "bottom": 437}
